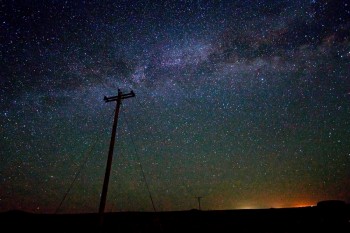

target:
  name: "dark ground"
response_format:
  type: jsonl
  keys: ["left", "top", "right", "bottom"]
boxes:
{"left": 1, "top": 204, "right": 349, "bottom": 233}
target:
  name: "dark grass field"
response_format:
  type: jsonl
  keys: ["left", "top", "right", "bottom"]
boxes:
{"left": 1, "top": 204, "right": 349, "bottom": 232}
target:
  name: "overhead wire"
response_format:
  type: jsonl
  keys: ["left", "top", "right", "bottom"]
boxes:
{"left": 54, "top": 139, "right": 97, "bottom": 214}
{"left": 132, "top": 94, "right": 195, "bottom": 200}
{"left": 122, "top": 108, "right": 157, "bottom": 212}
{"left": 54, "top": 106, "right": 116, "bottom": 214}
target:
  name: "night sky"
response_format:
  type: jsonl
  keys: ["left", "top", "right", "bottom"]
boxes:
{"left": 1, "top": 0, "right": 350, "bottom": 214}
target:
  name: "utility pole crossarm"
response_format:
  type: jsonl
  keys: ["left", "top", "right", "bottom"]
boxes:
{"left": 104, "top": 90, "right": 135, "bottom": 102}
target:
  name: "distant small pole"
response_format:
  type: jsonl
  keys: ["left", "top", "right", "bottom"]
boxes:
{"left": 195, "top": 196, "right": 203, "bottom": 210}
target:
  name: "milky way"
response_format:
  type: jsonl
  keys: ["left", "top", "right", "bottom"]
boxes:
{"left": 1, "top": 1, "right": 350, "bottom": 213}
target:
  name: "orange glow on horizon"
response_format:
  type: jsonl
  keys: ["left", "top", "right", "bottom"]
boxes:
{"left": 269, "top": 202, "right": 315, "bottom": 209}
{"left": 292, "top": 202, "right": 315, "bottom": 208}
{"left": 230, "top": 199, "right": 317, "bottom": 210}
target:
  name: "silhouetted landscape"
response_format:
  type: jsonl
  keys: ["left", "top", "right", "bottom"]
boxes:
{"left": 1, "top": 200, "right": 349, "bottom": 232}
{"left": 2, "top": 1, "right": 350, "bottom": 232}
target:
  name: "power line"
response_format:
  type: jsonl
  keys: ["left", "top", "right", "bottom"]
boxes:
{"left": 132, "top": 96, "right": 195, "bottom": 199}
{"left": 122, "top": 109, "right": 157, "bottom": 212}
{"left": 54, "top": 107, "right": 116, "bottom": 214}
{"left": 54, "top": 140, "right": 97, "bottom": 214}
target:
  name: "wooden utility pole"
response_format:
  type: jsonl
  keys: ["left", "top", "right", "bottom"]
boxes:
{"left": 99, "top": 89, "right": 135, "bottom": 226}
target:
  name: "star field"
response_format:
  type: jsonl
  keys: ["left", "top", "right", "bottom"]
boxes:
{"left": 1, "top": 0, "right": 350, "bottom": 213}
